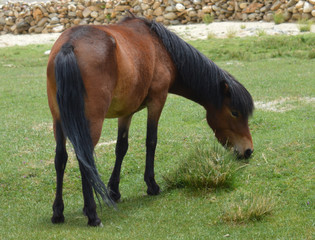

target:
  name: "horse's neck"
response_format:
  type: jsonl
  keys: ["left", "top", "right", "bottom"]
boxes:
{"left": 168, "top": 80, "right": 207, "bottom": 108}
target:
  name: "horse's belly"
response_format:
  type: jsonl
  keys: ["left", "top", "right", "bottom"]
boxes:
{"left": 105, "top": 94, "right": 146, "bottom": 118}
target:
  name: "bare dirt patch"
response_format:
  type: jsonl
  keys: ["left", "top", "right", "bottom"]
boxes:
{"left": 255, "top": 97, "right": 315, "bottom": 112}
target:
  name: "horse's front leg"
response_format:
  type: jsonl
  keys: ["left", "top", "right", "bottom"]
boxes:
{"left": 108, "top": 115, "right": 133, "bottom": 202}
{"left": 144, "top": 98, "right": 167, "bottom": 195}
{"left": 145, "top": 120, "right": 160, "bottom": 195}
{"left": 51, "top": 122, "right": 68, "bottom": 224}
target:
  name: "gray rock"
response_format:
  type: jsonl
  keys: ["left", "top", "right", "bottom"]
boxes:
{"left": 50, "top": 16, "right": 59, "bottom": 24}
{"left": 16, "top": 21, "right": 30, "bottom": 33}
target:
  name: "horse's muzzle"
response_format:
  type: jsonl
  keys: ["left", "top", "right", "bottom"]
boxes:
{"left": 244, "top": 149, "right": 253, "bottom": 159}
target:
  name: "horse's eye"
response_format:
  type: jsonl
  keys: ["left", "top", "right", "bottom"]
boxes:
{"left": 231, "top": 111, "right": 239, "bottom": 118}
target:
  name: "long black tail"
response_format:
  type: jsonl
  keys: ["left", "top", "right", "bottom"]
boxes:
{"left": 54, "top": 42, "right": 114, "bottom": 207}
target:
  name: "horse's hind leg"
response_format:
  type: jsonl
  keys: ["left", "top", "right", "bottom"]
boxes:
{"left": 79, "top": 119, "right": 104, "bottom": 226}
{"left": 51, "top": 121, "right": 68, "bottom": 224}
{"left": 108, "top": 115, "right": 133, "bottom": 202}
{"left": 79, "top": 162, "right": 101, "bottom": 226}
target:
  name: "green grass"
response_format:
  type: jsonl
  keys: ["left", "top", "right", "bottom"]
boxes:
{"left": 163, "top": 140, "right": 240, "bottom": 190}
{"left": 298, "top": 19, "right": 313, "bottom": 32}
{"left": 1, "top": 34, "right": 315, "bottom": 239}
{"left": 202, "top": 14, "right": 214, "bottom": 25}
{"left": 273, "top": 12, "right": 285, "bottom": 25}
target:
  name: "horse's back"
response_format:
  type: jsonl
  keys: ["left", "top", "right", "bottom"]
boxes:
{"left": 47, "top": 18, "right": 175, "bottom": 120}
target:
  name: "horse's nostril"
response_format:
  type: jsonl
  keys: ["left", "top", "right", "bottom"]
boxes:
{"left": 244, "top": 149, "right": 253, "bottom": 159}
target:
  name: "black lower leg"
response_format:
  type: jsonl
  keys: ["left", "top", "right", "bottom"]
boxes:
{"left": 79, "top": 163, "right": 101, "bottom": 227}
{"left": 108, "top": 125, "right": 129, "bottom": 202}
{"left": 144, "top": 122, "right": 160, "bottom": 195}
{"left": 51, "top": 122, "right": 68, "bottom": 224}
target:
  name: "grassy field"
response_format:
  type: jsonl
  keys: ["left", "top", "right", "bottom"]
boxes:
{"left": 0, "top": 34, "right": 314, "bottom": 239}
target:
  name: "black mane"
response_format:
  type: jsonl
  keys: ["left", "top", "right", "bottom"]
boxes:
{"left": 147, "top": 20, "right": 254, "bottom": 117}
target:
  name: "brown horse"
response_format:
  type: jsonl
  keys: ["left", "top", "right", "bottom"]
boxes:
{"left": 47, "top": 15, "right": 254, "bottom": 226}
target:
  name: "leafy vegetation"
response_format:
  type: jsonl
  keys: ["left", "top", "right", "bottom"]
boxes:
{"left": 0, "top": 34, "right": 314, "bottom": 239}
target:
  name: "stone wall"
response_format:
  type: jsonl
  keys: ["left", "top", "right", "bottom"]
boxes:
{"left": 1, "top": 0, "right": 315, "bottom": 34}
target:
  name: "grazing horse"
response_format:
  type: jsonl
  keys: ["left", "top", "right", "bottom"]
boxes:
{"left": 47, "top": 15, "right": 254, "bottom": 226}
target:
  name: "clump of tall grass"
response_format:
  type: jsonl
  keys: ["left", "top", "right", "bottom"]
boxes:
{"left": 221, "top": 192, "right": 276, "bottom": 223}
{"left": 207, "top": 31, "right": 216, "bottom": 39}
{"left": 226, "top": 28, "right": 237, "bottom": 38}
{"left": 203, "top": 14, "right": 214, "bottom": 24}
{"left": 308, "top": 49, "right": 315, "bottom": 59}
{"left": 163, "top": 141, "right": 242, "bottom": 190}
{"left": 273, "top": 12, "right": 285, "bottom": 25}
{"left": 298, "top": 19, "right": 313, "bottom": 32}
{"left": 256, "top": 29, "right": 267, "bottom": 37}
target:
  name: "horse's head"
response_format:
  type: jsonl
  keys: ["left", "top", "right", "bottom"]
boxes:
{"left": 205, "top": 81, "right": 254, "bottom": 159}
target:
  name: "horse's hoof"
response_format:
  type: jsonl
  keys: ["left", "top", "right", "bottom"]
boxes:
{"left": 51, "top": 214, "right": 65, "bottom": 224}
{"left": 147, "top": 184, "right": 160, "bottom": 196}
{"left": 109, "top": 189, "right": 121, "bottom": 203}
{"left": 88, "top": 218, "right": 102, "bottom": 227}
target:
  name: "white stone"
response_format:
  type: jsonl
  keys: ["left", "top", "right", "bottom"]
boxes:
{"left": 295, "top": 1, "right": 304, "bottom": 9}
{"left": 202, "top": 6, "right": 212, "bottom": 13}
{"left": 152, "top": 2, "right": 161, "bottom": 9}
{"left": 212, "top": 5, "right": 220, "bottom": 11}
{"left": 153, "top": 7, "right": 163, "bottom": 16}
{"left": 303, "top": 2, "right": 313, "bottom": 13}
{"left": 164, "top": 12, "right": 177, "bottom": 20}
{"left": 175, "top": 3, "right": 185, "bottom": 11}
{"left": 90, "top": 11, "right": 98, "bottom": 18}
{"left": 52, "top": 24, "right": 64, "bottom": 33}
{"left": 82, "top": 8, "right": 91, "bottom": 18}
{"left": 50, "top": 16, "right": 59, "bottom": 24}
{"left": 68, "top": 4, "right": 76, "bottom": 12}
{"left": 37, "top": 17, "right": 49, "bottom": 27}
{"left": 312, "top": 9, "right": 315, "bottom": 17}
{"left": 141, "top": 3, "right": 150, "bottom": 11}
{"left": 239, "top": 3, "right": 247, "bottom": 9}
{"left": 188, "top": 10, "right": 197, "bottom": 17}
{"left": 165, "top": 6, "right": 176, "bottom": 12}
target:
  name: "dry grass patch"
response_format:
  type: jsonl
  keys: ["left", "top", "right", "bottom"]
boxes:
{"left": 221, "top": 192, "right": 276, "bottom": 224}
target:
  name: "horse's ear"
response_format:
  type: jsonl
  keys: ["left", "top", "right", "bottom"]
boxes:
{"left": 220, "top": 81, "right": 231, "bottom": 97}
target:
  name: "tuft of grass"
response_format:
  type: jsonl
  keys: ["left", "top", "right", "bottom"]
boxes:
{"left": 298, "top": 19, "right": 313, "bottom": 32}
{"left": 273, "top": 12, "right": 285, "bottom": 25}
{"left": 203, "top": 14, "right": 214, "bottom": 24}
{"left": 221, "top": 192, "right": 276, "bottom": 223}
{"left": 163, "top": 140, "right": 242, "bottom": 190}
{"left": 240, "top": 24, "right": 246, "bottom": 30}
{"left": 256, "top": 29, "right": 267, "bottom": 37}
{"left": 207, "top": 31, "right": 216, "bottom": 39}
{"left": 226, "top": 28, "right": 237, "bottom": 38}
{"left": 308, "top": 49, "right": 315, "bottom": 59}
